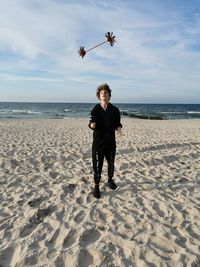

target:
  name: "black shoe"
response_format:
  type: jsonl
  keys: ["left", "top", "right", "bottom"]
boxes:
{"left": 93, "top": 184, "right": 101, "bottom": 198}
{"left": 108, "top": 179, "right": 117, "bottom": 190}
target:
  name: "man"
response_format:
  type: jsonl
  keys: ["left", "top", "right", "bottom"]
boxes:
{"left": 88, "top": 83, "right": 123, "bottom": 198}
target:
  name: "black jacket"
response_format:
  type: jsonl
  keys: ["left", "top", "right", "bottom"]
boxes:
{"left": 89, "top": 103, "right": 122, "bottom": 151}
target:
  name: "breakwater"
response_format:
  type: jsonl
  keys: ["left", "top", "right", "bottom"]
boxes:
{"left": 120, "top": 111, "right": 168, "bottom": 120}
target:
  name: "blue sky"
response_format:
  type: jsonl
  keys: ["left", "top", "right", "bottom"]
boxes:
{"left": 0, "top": 0, "right": 200, "bottom": 103}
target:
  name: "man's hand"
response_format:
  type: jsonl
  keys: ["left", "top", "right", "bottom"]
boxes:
{"left": 116, "top": 127, "right": 124, "bottom": 136}
{"left": 90, "top": 122, "right": 96, "bottom": 129}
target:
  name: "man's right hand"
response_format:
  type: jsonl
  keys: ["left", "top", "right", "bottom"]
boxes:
{"left": 90, "top": 122, "right": 96, "bottom": 129}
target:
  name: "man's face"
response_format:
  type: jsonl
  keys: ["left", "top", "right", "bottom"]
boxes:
{"left": 100, "top": 89, "right": 110, "bottom": 101}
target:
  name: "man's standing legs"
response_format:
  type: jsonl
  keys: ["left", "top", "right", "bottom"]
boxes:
{"left": 105, "top": 148, "right": 117, "bottom": 190}
{"left": 92, "top": 149, "right": 104, "bottom": 198}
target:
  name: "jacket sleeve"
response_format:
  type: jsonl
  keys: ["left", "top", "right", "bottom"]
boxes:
{"left": 115, "top": 108, "right": 123, "bottom": 130}
{"left": 88, "top": 108, "right": 96, "bottom": 130}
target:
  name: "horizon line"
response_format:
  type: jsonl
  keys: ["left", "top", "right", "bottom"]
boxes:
{"left": 0, "top": 101, "right": 200, "bottom": 105}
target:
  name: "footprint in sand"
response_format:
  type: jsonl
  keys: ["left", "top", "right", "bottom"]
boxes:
{"left": 175, "top": 236, "right": 187, "bottom": 248}
{"left": 49, "top": 171, "right": 59, "bottom": 179}
{"left": 30, "top": 207, "right": 52, "bottom": 223}
{"left": 24, "top": 255, "right": 38, "bottom": 266}
{"left": 0, "top": 246, "right": 14, "bottom": 267}
{"left": 19, "top": 222, "right": 38, "bottom": 238}
{"left": 81, "top": 176, "right": 90, "bottom": 184}
{"left": 63, "top": 228, "right": 77, "bottom": 248}
{"left": 45, "top": 228, "right": 60, "bottom": 249}
{"left": 10, "top": 159, "right": 19, "bottom": 168}
{"left": 53, "top": 256, "right": 65, "bottom": 267}
{"left": 63, "top": 184, "right": 78, "bottom": 194}
{"left": 149, "top": 236, "right": 175, "bottom": 254}
{"left": 27, "top": 197, "right": 46, "bottom": 208}
{"left": 136, "top": 196, "right": 143, "bottom": 205}
{"left": 7, "top": 178, "right": 22, "bottom": 188}
{"left": 78, "top": 249, "right": 94, "bottom": 267}
{"left": 178, "top": 177, "right": 189, "bottom": 183}
{"left": 76, "top": 196, "right": 85, "bottom": 205}
{"left": 152, "top": 202, "right": 165, "bottom": 217}
{"left": 90, "top": 208, "right": 107, "bottom": 224}
{"left": 19, "top": 206, "right": 52, "bottom": 238}
{"left": 54, "top": 209, "right": 65, "bottom": 221}
{"left": 79, "top": 228, "right": 101, "bottom": 247}
{"left": 74, "top": 210, "right": 85, "bottom": 223}
{"left": 192, "top": 256, "right": 200, "bottom": 267}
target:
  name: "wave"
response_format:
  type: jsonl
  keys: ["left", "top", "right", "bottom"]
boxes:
{"left": 11, "top": 110, "right": 41, "bottom": 114}
{"left": 160, "top": 111, "right": 186, "bottom": 114}
{"left": 0, "top": 110, "right": 42, "bottom": 115}
{"left": 187, "top": 111, "right": 200, "bottom": 114}
{"left": 0, "top": 110, "right": 8, "bottom": 114}
{"left": 160, "top": 111, "right": 200, "bottom": 115}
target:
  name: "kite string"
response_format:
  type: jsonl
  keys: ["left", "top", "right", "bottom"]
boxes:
{"left": 86, "top": 41, "right": 108, "bottom": 52}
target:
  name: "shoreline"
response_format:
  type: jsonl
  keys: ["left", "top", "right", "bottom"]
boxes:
{"left": 1, "top": 117, "right": 200, "bottom": 121}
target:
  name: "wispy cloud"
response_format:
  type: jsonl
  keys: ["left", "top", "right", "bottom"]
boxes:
{"left": 0, "top": 0, "right": 200, "bottom": 102}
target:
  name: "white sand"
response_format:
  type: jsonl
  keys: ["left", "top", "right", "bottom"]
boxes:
{"left": 0, "top": 118, "right": 200, "bottom": 267}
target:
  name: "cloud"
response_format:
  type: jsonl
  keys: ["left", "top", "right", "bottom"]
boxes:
{"left": 0, "top": 0, "right": 200, "bottom": 102}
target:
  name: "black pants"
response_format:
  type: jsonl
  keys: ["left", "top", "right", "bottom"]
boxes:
{"left": 92, "top": 147, "right": 116, "bottom": 184}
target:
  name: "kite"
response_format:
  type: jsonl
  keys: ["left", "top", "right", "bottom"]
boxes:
{"left": 78, "top": 32, "right": 116, "bottom": 58}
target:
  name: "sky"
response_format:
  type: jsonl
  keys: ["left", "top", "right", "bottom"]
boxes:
{"left": 0, "top": 0, "right": 200, "bottom": 103}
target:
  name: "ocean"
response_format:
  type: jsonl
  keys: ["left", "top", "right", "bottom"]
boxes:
{"left": 0, "top": 102, "right": 200, "bottom": 120}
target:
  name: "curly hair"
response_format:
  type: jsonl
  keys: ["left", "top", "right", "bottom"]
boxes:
{"left": 96, "top": 83, "right": 112, "bottom": 99}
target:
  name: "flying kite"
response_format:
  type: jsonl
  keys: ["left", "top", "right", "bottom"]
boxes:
{"left": 78, "top": 32, "right": 116, "bottom": 58}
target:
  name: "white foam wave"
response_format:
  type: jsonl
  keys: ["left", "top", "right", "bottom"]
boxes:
{"left": 11, "top": 110, "right": 41, "bottom": 114}
{"left": 161, "top": 111, "right": 185, "bottom": 114}
{"left": 187, "top": 111, "right": 200, "bottom": 114}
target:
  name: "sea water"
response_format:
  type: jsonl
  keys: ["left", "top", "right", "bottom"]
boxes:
{"left": 0, "top": 102, "right": 200, "bottom": 120}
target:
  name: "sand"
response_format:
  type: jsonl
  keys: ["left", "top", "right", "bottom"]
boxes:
{"left": 0, "top": 118, "right": 200, "bottom": 267}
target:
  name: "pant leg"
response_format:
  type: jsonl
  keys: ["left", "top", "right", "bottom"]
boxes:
{"left": 92, "top": 149, "right": 104, "bottom": 184}
{"left": 104, "top": 147, "right": 116, "bottom": 179}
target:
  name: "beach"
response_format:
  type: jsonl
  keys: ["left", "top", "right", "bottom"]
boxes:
{"left": 0, "top": 117, "right": 200, "bottom": 267}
